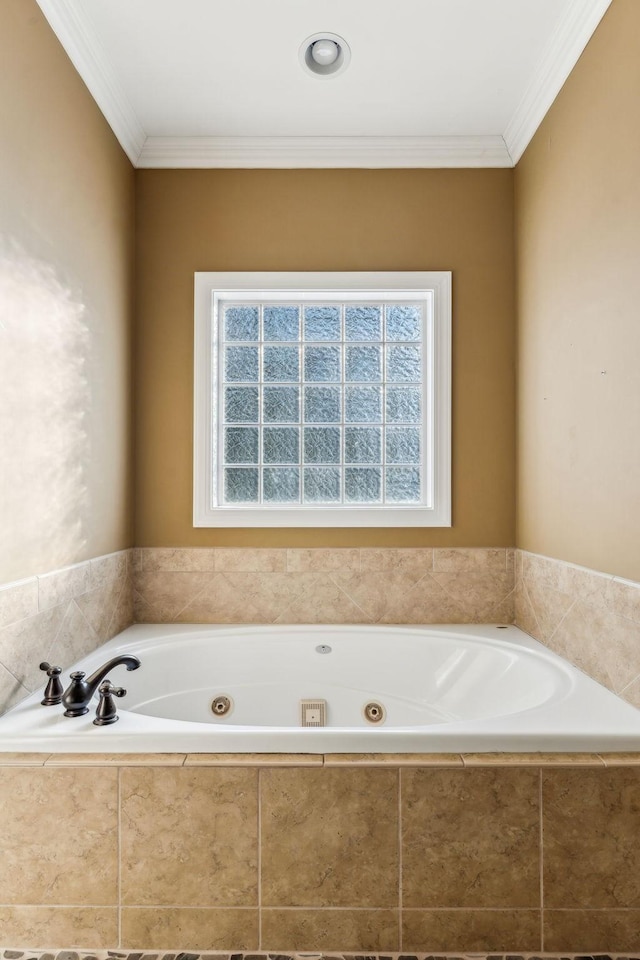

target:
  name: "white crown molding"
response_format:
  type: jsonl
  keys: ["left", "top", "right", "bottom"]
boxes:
{"left": 34, "top": 0, "right": 146, "bottom": 165}
{"left": 34, "top": 0, "right": 610, "bottom": 171}
{"left": 503, "top": 0, "right": 613, "bottom": 164}
{"left": 137, "top": 135, "right": 513, "bottom": 169}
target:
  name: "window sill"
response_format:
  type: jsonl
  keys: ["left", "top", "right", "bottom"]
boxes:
{"left": 193, "top": 504, "right": 451, "bottom": 527}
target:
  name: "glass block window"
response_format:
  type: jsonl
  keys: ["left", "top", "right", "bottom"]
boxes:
{"left": 194, "top": 273, "right": 451, "bottom": 527}
{"left": 218, "top": 301, "right": 427, "bottom": 507}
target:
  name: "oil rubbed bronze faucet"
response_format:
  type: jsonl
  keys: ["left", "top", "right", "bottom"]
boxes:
{"left": 62, "top": 655, "right": 141, "bottom": 717}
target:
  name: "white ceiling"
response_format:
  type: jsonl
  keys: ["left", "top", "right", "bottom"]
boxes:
{"left": 35, "top": 0, "right": 612, "bottom": 167}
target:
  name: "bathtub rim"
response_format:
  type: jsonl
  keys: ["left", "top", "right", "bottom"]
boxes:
{"left": 1, "top": 622, "right": 639, "bottom": 754}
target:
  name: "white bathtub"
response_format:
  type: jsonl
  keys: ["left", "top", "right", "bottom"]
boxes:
{"left": 1, "top": 623, "right": 640, "bottom": 753}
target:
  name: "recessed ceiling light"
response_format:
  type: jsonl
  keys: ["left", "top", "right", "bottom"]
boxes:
{"left": 299, "top": 33, "right": 351, "bottom": 78}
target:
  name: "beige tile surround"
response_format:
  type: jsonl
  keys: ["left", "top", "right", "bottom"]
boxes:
{"left": 515, "top": 549, "right": 640, "bottom": 707}
{"left": 0, "top": 757, "right": 639, "bottom": 953}
{"left": 133, "top": 547, "right": 516, "bottom": 625}
{"left": 0, "top": 551, "right": 133, "bottom": 715}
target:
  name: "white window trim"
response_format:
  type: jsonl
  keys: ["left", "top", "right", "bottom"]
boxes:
{"left": 194, "top": 272, "right": 451, "bottom": 527}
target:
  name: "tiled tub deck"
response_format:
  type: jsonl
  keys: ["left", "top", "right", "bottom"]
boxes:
{"left": 1, "top": 952, "right": 639, "bottom": 960}
{"left": 0, "top": 753, "right": 639, "bottom": 955}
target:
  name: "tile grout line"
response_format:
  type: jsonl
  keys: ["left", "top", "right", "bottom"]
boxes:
{"left": 169, "top": 571, "right": 218, "bottom": 623}
{"left": 397, "top": 766, "right": 402, "bottom": 952}
{"left": 117, "top": 766, "right": 122, "bottom": 950}
{"left": 539, "top": 767, "right": 544, "bottom": 952}
{"left": 2, "top": 952, "right": 639, "bottom": 959}
{"left": 619, "top": 667, "right": 640, "bottom": 699}
{"left": 545, "top": 594, "right": 578, "bottom": 646}
{"left": 5, "top": 901, "right": 638, "bottom": 910}
{"left": 258, "top": 765, "right": 262, "bottom": 950}
{"left": 102, "top": 573, "right": 129, "bottom": 644}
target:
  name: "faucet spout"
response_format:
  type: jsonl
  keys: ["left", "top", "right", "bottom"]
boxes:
{"left": 62, "top": 655, "right": 141, "bottom": 717}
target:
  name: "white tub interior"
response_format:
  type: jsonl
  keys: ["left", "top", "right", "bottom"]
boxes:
{"left": 125, "top": 626, "right": 570, "bottom": 726}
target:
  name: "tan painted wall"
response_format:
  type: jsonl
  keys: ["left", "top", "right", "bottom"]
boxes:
{"left": 0, "top": 0, "right": 135, "bottom": 584}
{"left": 135, "top": 168, "right": 515, "bottom": 548}
{"left": 515, "top": 0, "right": 640, "bottom": 581}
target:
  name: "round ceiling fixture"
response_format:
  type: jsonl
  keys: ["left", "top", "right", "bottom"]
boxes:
{"left": 299, "top": 33, "right": 351, "bottom": 78}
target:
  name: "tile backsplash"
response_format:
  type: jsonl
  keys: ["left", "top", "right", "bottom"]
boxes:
{"left": 0, "top": 551, "right": 133, "bottom": 715}
{"left": 515, "top": 549, "right": 640, "bottom": 708}
{"left": 133, "top": 547, "right": 515, "bottom": 626}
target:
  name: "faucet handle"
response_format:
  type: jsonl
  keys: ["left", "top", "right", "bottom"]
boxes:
{"left": 101, "top": 680, "right": 127, "bottom": 697}
{"left": 39, "top": 662, "right": 63, "bottom": 706}
{"left": 93, "top": 679, "right": 127, "bottom": 726}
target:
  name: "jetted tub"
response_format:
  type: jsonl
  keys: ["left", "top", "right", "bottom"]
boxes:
{"left": 1, "top": 623, "right": 640, "bottom": 753}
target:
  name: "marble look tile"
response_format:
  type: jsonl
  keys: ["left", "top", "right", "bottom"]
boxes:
{"left": 184, "top": 753, "right": 322, "bottom": 765}
{"left": 0, "top": 907, "right": 117, "bottom": 949}
{"left": 141, "top": 547, "right": 217, "bottom": 573}
{"left": 462, "top": 752, "right": 604, "bottom": 766}
{"left": 173, "top": 573, "right": 266, "bottom": 623}
{"left": 120, "top": 908, "right": 258, "bottom": 950}
{"left": 620, "top": 674, "right": 640, "bottom": 709}
{"left": 0, "top": 662, "right": 30, "bottom": 713}
{"left": 514, "top": 578, "right": 541, "bottom": 640}
{"left": 521, "top": 552, "right": 564, "bottom": 593}
{"left": 0, "top": 604, "right": 68, "bottom": 692}
{"left": 548, "top": 599, "right": 640, "bottom": 693}
{"left": 324, "top": 753, "right": 464, "bottom": 766}
{"left": 522, "top": 578, "right": 574, "bottom": 642}
{"left": 402, "top": 768, "right": 540, "bottom": 908}
{"left": 515, "top": 548, "right": 524, "bottom": 581}
{"left": 107, "top": 575, "right": 134, "bottom": 636}
{"left": 433, "top": 548, "right": 508, "bottom": 574}
{"left": 360, "top": 548, "right": 434, "bottom": 573}
{"left": 521, "top": 552, "right": 612, "bottom": 608}
{"left": 261, "top": 767, "right": 398, "bottom": 908}
{"left": 50, "top": 600, "right": 100, "bottom": 671}
{"left": 401, "top": 909, "right": 540, "bottom": 951}
{"left": 135, "top": 570, "right": 213, "bottom": 621}
{"left": 0, "top": 767, "right": 118, "bottom": 904}
{"left": 543, "top": 909, "right": 640, "bottom": 951}
{"left": 37, "top": 562, "right": 91, "bottom": 612}
{"left": 178, "top": 572, "right": 318, "bottom": 624}
{"left": 0, "top": 578, "right": 38, "bottom": 628}
{"left": 44, "top": 753, "right": 185, "bottom": 765}
{"left": 74, "top": 577, "right": 124, "bottom": 642}
{"left": 488, "top": 588, "right": 516, "bottom": 624}
{"left": 543, "top": 768, "right": 640, "bottom": 908}
{"left": 331, "top": 571, "right": 423, "bottom": 622}
{"left": 0, "top": 752, "right": 50, "bottom": 764}
{"left": 214, "top": 548, "right": 287, "bottom": 572}
{"left": 560, "top": 562, "right": 611, "bottom": 605}
{"left": 120, "top": 767, "right": 258, "bottom": 906}
{"left": 275, "top": 575, "right": 371, "bottom": 624}
{"left": 431, "top": 572, "right": 514, "bottom": 621}
{"left": 133, "top": 588, "right": 160, "bottom": 623}
{"left": 261, "top": 909, "right": 399, "bottom": 952}
{"left": 379, "top": 575, "right": 468, "bottom": 624}
{"left": 287, "top": 549, "right": 361, "bottom": 573}
{"left": 90, "top": 550, "right": 129, "bottom": 586}
{"left": 606, "top": 575, "right": 640, "bottom": 623}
